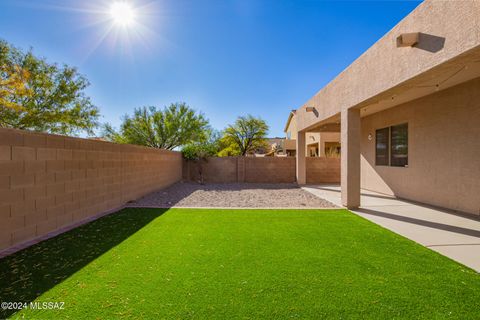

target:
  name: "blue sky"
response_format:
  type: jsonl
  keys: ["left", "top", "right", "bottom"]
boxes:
{"left": 0, "top": 0, "right": 420, "bottom": 137}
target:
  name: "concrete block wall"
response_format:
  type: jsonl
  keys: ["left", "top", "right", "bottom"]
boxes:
{"left": 306, "top": 158, "right": 341, "bottom": 184}
{"left": 186, "top": 157, "right": 239, "bottom": 183}
{"left": 0, "top": 128, "right": 182, "bottom": 251}
{"left": 243, "top": 157, "right": 296, "bottom": 183}
{"left": 184, "top": 157, "right": 296, "bottom": 183}
{"left": 184, "top": 156, "right": 339, "bottom": 184}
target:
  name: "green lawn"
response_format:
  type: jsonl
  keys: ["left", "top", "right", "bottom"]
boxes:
{"left": 1, "top": 208, "right": 479, "bottom": 319}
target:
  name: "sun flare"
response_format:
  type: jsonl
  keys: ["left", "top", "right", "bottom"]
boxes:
{"left": 109, "top": 2, "right": 136, "bottom": 27}
{"left": 42, "top": 0, "right": 160, "bottom": 59}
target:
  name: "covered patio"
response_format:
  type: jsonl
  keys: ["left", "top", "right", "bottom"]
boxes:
{"left": 292, "top": 0, "right": 480, "bottom": 272}
{"left": 295, "top": 1, "right": 480, "bottom": 214}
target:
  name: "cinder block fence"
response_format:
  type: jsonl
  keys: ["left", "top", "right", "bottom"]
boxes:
{"left": 183, "top": 157, "right": 296, "bottom": 183}
{"left": 1, "top": 128, "right": 341, "bottom": 253}
{"left": 306, "top": 157, "right": 341, "bottom": 184}
{"left": 0, "top": 128, "right": 182, "bottom": 251}
{"left": 183, "top": 156, "right": 340, "bottom": 184}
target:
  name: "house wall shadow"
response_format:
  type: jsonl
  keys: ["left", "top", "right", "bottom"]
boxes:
{"left": 0, "top": 208, "right": 168, "bottom": 319}
{"left": 357, "top": 207, "right": 480, "bottom": 238}
{"left": 306, "top": 184, "right": 398, "bottom": 201}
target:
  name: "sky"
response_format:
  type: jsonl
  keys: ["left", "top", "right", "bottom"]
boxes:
{"left": 0, "top": 0, "right": 421, "bottom": 137}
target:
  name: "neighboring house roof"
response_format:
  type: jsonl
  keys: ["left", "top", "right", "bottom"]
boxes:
{"left": 283, "top": 110, "right": 296, "bottom": 133}
{"left": 266, "top": 137, "right": 285, "bottom": 143}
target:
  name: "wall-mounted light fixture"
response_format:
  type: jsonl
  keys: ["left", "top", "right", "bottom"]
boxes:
{"left": 396, "top": 32, "right": 419, "bottom": 47}
{"left": 306, "top": 106, "right": 315, "bottom": 112}
{"left": 368, "top": 133, "right": 373, "bottom": 141}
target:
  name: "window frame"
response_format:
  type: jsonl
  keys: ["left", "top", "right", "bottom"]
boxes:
{"left": 374, "top": 123, "right": 408, "bottom": 168}
{"left": 390, "top": 123, "right": 408, "bottom": 167}
{"left": 375, "top": 127, "right": 390, "bottom": 166}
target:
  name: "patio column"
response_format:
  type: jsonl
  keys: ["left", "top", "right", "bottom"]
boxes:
{"left": 296, "top": 130, "right": 306, "bottom": 184}
{"left": 341, "top": 108, "right": 361, "bottom": 209}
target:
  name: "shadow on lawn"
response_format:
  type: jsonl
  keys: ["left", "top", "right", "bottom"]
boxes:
{"left": 0, "top": 208, "right": 167, "bottom": 319}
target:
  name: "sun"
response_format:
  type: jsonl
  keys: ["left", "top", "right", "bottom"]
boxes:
{"left": 109, "top": 2, "right": 136, "bottom": 27}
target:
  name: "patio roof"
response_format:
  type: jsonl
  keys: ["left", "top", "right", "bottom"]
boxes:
{"left": 296, "top": 1, "right": 480, "bottom": 132}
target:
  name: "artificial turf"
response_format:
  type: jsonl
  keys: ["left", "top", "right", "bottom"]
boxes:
{"left": 1, "top": 208, "right": 479, "bottom": 319}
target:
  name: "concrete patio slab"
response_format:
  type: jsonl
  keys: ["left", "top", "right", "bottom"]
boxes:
{"left": 303, "top": 184, "right": 480, "bottom": 272}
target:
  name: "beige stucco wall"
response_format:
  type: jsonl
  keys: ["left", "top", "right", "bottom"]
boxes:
{"left": 360, "top": 78, "right": 480, "bottom": 215}
{"left": 0, "top": 128, "right": 182, "bottom": 251}
{"left": 284, "top": 114, "right": 298, "bottom": 153}
{"left": 285, "top": 116, "right": 298, "bottom": 140}
{"left": 286, "top": 113, "right": 340, "bottom": 156}
{"left": 318, "top": 132, "right": 341, "bottom": 157}
{"left": 306, "top": 133, "right": 320, "bottom": 156}
{"left": 296, "top": 0, "right": 480, "bottom": 131}
{"left": 306, "top": 132, "right": 341, "bottom": 157}
{"left": 284, "top": 139, "right": 296, "bottom": 151}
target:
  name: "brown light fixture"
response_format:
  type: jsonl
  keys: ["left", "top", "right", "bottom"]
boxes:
{"left": 306, "top": 106, "right": 315, "bottom": 112}
{"left": 396, "top": 32, "right": 419, "bottom": 47}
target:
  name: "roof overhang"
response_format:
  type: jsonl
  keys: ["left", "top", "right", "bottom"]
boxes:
{"left": 295, "top": 1, "right": 480, "bottom": 132}
{"left": 283, "top": 110, "right": 296, "bottom": 133}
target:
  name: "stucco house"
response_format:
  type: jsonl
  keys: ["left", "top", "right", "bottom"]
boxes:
{"left": 254, "top": 137, "right": 288, "bottom": 157}
{"left": 294, "top": 0, "right": 480, "bottom": 216}
{"left": 284, "top": 110, "right": 340, "bottom": 157}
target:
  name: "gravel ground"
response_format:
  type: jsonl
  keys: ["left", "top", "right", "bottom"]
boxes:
{"left": 128, "top": 182, "right": 338, "bottom": 208}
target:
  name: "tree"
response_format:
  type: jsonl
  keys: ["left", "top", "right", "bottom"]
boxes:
{"left": 0, "top": 64, "right": 32, "bottom": 112}
{"left": 181, "top": 129, "right": 221, "bottom": 184}
{"left": 181, "top": 129, "right": 222, "bottom": 160}
{"left": 104, "top": 103, "right": 210, "bottom": 150}
{"left": 218, "top": 115, "right": 269, "bottom": 156}
{"left": 0, "top": 40, "right": 100, "bottom": 135}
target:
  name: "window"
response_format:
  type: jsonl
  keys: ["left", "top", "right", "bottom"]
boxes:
{"left": 391, "top": 123, "right": 408, "bottom": 167}
{"left": 375, "top": 123, "right": 408, "bottom": 167}
{"left": 308, "top": 144, "right": 319, "bottom": 157}
{"left": 325, "top": 142, "right": 341, "bottom": 158}
{"left": 375, "top": 127, "right": 389, "bottom": 166}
